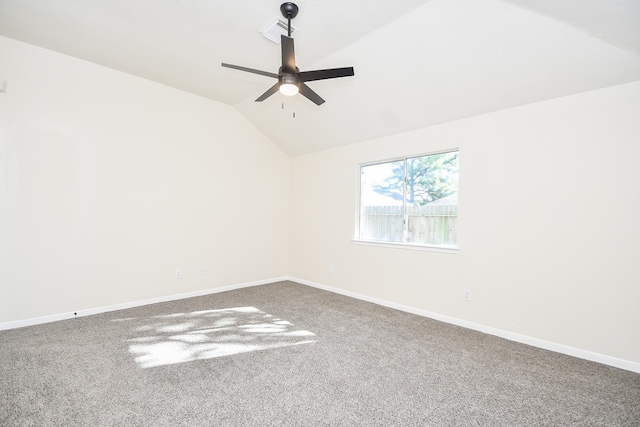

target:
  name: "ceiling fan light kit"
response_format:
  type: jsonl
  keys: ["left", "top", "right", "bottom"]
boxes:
{"left": 222, "top": 2, "right": 354, "bottom": 106}
{"left": 279, "top": 74, "right": 300, "bottom": 96}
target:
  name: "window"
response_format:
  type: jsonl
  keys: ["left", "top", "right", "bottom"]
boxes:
{"left": 356, "top": 150, "right": 459, "bottom": 251}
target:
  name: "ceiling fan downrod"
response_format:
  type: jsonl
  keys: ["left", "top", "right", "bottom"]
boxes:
{"left": 280, "top": 2, "right": 299, "bottom": 37}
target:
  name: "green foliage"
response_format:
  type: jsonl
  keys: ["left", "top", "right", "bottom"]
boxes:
{"left": 373, "top": 152, "right": 458, "bottom": 205}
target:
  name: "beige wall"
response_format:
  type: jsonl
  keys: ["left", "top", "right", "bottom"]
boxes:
{"left": 0, "top": 36, "right": 290, "bottom": 322}
{"left": 2, "top": 35, "right": 639, "bottom": 368}
{"left": 289, "top": 81, "right": 640, "bottom": 365}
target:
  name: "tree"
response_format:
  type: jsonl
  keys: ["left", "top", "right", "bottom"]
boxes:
{"left": 373, "top": 152, "right": 458, "bottom": 206}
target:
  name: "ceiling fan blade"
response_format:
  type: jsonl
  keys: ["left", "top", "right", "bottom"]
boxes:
{"left": 255, "top": 83, "right": 280, "bottom": 102}
{"left": 221, "top": 63, "right": 278, "bottom": 79}
{"left": 298, "top": 67, "right": 354, "bottom": 82}
{"left": 281, "top": 35, "right": 296, "bottom": 72}
{"left": 299, "top": 83, "right": 325, "bottom": 106}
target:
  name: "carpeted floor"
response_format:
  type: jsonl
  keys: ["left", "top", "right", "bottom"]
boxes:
{"left": 1, "top": 281, "right": 639, "bottom": 426}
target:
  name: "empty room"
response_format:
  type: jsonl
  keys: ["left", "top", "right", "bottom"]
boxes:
{"left": 1, "top": 0, "right": 639, "bottom": 425}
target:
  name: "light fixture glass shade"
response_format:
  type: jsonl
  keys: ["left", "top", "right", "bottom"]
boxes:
{"left": 279, "top": 83, "right": 299, "bottom": 96}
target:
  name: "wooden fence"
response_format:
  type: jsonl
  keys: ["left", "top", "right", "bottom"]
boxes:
{"left": 359, "top": 205, "right": 457, "bottom": 245}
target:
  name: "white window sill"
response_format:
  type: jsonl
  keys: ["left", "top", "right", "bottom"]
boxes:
{"left": 352, "top": 239, "right": 459, "bottom": 254}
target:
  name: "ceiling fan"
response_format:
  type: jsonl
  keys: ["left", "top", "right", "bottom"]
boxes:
{"left": 221, "top": 2, "right": 355, "bottom": 106}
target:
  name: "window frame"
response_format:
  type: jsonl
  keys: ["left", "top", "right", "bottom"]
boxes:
{"left": 353, "top": 148, "right": 460, "bottom": 253}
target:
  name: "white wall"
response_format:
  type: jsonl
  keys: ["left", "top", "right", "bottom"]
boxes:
{"left": 289, "top": 81, "right": 640, "bottom": 366}
{"left": 0, "top": 36, "right": 290, "bottom": 323}
{"left": 2, "top": 34, "right": 639, "bottom": 369}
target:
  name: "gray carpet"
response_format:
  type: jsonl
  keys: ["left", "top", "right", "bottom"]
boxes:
{"left": 1, "top": 281, "right": 638, "bottom": 426}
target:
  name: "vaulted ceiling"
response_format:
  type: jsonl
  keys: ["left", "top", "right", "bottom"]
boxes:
{"left": 1, "top": 0, "right": 639, "bottom": 156}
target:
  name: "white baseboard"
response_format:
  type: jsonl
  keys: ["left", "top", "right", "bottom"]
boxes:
{"left": 3, "top": 275, "right": 638, "bottom": 374}
{"left": 0, "top": 276, "right": 288, "bottom": 331}
{"left": 290, "top": 276, "right": 640, "bottom": 374}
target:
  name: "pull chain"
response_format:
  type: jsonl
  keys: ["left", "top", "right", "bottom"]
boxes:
{"left": 281, "top": 101, "right": 296, "bottom": 118}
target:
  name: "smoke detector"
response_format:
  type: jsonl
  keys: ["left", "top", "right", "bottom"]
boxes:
{"left": 261, "top": 18, "right": 296, "bottom": 44}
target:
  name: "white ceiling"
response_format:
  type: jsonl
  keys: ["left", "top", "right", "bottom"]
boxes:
{"left": 1, "top": 0, "right": 639, "bottom": 156}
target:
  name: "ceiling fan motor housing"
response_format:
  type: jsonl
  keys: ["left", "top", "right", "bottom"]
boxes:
{"left": 279, "top": 72, "right": 299, "bottom": 88}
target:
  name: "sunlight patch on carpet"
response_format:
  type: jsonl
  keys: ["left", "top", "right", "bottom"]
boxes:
{"left": 114, "top": 307, "right": 315, "bottom": 368}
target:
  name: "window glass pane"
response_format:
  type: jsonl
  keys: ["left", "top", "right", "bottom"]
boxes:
{"left": 357, "top": 150, "right": 459, "bottom": 249}
{"left": 405, "top": 152, "right": 458, "bottom": 245}
{"left": 360, "top": 160, "right": 404, "bottom": 242}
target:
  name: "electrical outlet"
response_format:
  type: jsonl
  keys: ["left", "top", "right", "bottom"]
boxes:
{"left": 176, "top": 269, "right": 182, "bottom": 279}
{"left": 463, "top": 289, "right": 472, "bottom": 301}
{"left": 203, "top": 267, "right": 208, "bottom": 276}
{"left": 329, "top": 265, "right": 335, "bottom": 274}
